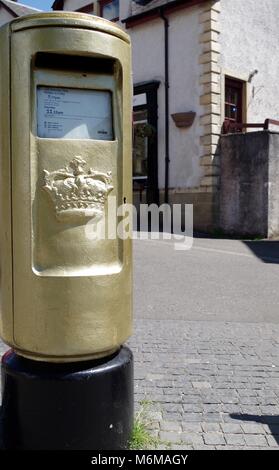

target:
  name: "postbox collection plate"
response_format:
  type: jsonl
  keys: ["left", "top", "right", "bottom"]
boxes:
{"left": 37, "top": 86, "right": 114, "bottom": 140}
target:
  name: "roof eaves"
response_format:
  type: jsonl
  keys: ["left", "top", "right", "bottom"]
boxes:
{"left": 122, "top": 0, "right": 207, "bottom": 27}
{"left": 0, "top": 0, "right": 18, "bottom": 17}
{"left": 1, "top": 0, "right": 41, "bottom": 16}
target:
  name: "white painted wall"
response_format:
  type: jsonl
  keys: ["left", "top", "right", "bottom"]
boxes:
{"left": 0, "top": 5, "right": 14, "bottom": 26}
{"left": 60, "top": 1, "right": 204, "bottom": 190}
{"left": 168, "top": 8, "right": 203, "bottom": 188}
{"left": 130, "top": 5, "right": 203, "bottom": 189}
{"left": 220, "top": 0, "right": 279, "bottom": 125}
{"left": 63, "top": 0, "right": 90, "bottom": 11}
{"left": 129, "top": 18, "right": 165, "bottom": 188}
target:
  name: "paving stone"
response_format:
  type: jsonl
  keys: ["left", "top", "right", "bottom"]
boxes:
{"left": 241, "top": 423, "right": 265, "bottom": 434}
{"left": 183, "top": 413, "right": 203, "bottom": 422}
{"left": 201, "top": 394, "right": 222, "bottom": 405}
{"left": 259, "top": 398, "right": 278, "bottom": 406}
{"left": 225, "top": 434, "right": 246, "bottom": 446}
{"left": 147, "top": 411, "right": 163, "bottom": 422}
{"left": 164, "top": 388, "right": 185, "bottom": 395}
{"left": 240, "top": 406, "right": 262, "bottom": 415}
{"left": 215, "top": 446, "right": 246, "bottom": 451}
{"left": 170, "top": 445, "right": 194, "bottom": 450}
{"left": 192, "top": 382, "right": 212, "bottom": 390}
{"left": 263, "top": 424, "right": 279, "bottom": 435}
{"left": 221, "top": 423, "right": 243, "bottom": 434}
{"left": 238, "top": 390, "right": 258, "bottom": 397}
{"left": 159, "top": 431, "right": 182, "bottom": 444}
{"left": 257, "top": 390, "right": 277, "bottom": 398}
{"left": 163, "top": 412, "right": 183, "bottom": 421}
{"left": 193, "top": 445, "right": 217, "bottom": 450}
{"left": 261, "top": 405, "right": 279, "bottom": 414}
{"left": 182, "top": 395, "right": 203, "bottom": 404}
{"left": 201, "top": 413, "right": 222, "bottom": 423}
{"left": 239, "top": 397, "right": 260, "bottom": 405}
{"left": 160, "top": 421, "right": 182, "bottom": 432}
{"left": 183, "top": 404, "right": 203, "bottom": 413}
{"left": 203, "top": 433, "right": 226, "bottom": 446}
{"left": 201, "top": 423, "right": 220, "bottom": 432}
{"left": 181, "top": 423, "right": 202, "bottom": 433}
{"left": 221, "top": 396, "right": 239, "bottom": 404}
{"left": 244, "top": 435, "right": 268, "bottom": 447}
{"left": 266, "top": 435, "right": 279, "bottom": 447}
{"left": 161, "top": 404, "right": 183, "bottom": 413}
{"left": 221, "top": 404, "right": 241, "bottom": 413}
{"left": 222, "top": 414, "right": 243, "bottom": 423}
{"left": 203, "top": 404, "right": 222, "bottom": 413}
{"left": 156, "top": 444, "right": 170, "bottom": 450}
{"left": 180, "top": 433, "right": 204, "bottom": 446}
{"left": 147, "top": 420, "right": 160, "bottom": 431}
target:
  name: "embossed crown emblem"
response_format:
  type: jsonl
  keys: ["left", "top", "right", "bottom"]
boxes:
{"left": 43, "top": 156, "right": 114, "bottom": 221}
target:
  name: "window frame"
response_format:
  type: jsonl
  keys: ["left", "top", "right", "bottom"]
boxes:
{"left": 224, "top": 77, "right": 244, "bottom": 124}
{"left": 99, "top": 0, "right": 120, "bottom": 22}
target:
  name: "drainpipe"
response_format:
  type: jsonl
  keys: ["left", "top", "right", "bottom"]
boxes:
{"left": 160, "top": 8, "right": 170, "bottom": 204}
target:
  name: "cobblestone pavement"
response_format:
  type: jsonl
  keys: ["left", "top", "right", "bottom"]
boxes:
{"left": 129, "top": 237, "right": 279, "bottom": 450}
{"left": 129, "top": 320, "right": 279, "bottom": 450}
{"left": 1, "top": 237, "right": 279, "bottom": 450}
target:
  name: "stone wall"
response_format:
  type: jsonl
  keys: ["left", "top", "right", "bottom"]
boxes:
{"left": 220, "top": 131, "right": 279, "bottom": 238}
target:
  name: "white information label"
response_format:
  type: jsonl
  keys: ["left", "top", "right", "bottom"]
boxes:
{"left": 37, "top": 87, "right": 113, "bottom": 140}
{"left": 133, "top": 93, "right": 147, "bottom": 107}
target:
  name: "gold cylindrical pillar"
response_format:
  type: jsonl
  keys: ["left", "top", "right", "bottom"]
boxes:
{"left": 0, "top": 13, "right": 132, "bottom": 362}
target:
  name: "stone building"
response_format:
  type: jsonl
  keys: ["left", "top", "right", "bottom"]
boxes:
{"left": 52, "top": 0, "right": 279, "bottom": 233}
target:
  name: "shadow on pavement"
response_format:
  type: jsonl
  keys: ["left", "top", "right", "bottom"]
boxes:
{"left": 243, "top": 241, "right": 279, "bottom": 264}
{"left": 136, "top": 227, "right": 279, "bottom": 264}
{"left": 195, "top": 232, "right": 279, "bottom": 265}
{"left": 231, "top": 413, "right": 279, "bottom": 444}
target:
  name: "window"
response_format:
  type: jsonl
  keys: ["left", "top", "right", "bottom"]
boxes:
{"left": 100, "top": 0, "right": 119, "bottom": 22}
{"left": 77, "top": 4, "right": 94, "bottom": 14}
{"left": 225, "top": 77, "right": 244, "bottom": 124}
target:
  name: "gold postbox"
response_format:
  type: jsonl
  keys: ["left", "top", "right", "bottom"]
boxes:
{"left": 0, "top": 13, "right": 132, "bottom": 362}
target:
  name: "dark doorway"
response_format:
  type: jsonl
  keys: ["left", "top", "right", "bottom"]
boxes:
{"left": 133, "top": 81, "right": 160, "bottom": 207}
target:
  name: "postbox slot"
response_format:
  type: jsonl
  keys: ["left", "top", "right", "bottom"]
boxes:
{"left": 34, "top": 52, "right": 115, "bottom": 75}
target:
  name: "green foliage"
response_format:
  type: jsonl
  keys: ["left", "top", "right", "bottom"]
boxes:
{"left": 129, "top": 401, "right": 161, "bottom": 450}
{"left": 129, "top": 419, "right": 156, "bottom": 450}
{"left": 134, "top": 123, "right": 156, "bottom": 140}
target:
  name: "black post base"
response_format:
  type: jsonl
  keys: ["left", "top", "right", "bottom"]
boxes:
{"left": 0, "top": 346, "right": 133, "bottom": 450}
